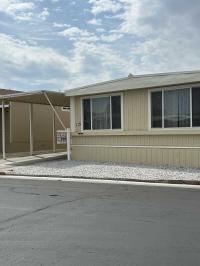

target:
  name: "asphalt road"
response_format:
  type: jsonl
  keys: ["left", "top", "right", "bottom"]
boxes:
{"left": 0, "top": 178, "right": 199, "bottom": 266}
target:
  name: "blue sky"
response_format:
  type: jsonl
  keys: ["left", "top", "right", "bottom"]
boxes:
{"left": 0, "top": 0, "right": 200, "bottom": 91}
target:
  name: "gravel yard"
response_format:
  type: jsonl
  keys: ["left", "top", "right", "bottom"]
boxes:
{"left": 7, "top": 159, "right": 200, "bottom": 181}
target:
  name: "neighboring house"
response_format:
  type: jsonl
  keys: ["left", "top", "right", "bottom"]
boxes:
{"left": 66, "top": 70, "right": 200, "bottom": 168}
{"left": 0, "top": 89, "right": 70, "bottom": 156}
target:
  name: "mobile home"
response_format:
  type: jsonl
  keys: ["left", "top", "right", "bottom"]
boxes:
{"left": 66, "top": 70, "right": 200, "bottom": 168}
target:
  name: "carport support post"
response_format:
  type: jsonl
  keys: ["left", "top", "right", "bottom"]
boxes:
{"left": 67, "top": 128, "right": 71, "bottom": 161}
{"left": 29, "top": 104, "right": 33, "bottom": 156}
{"left": 2, "top": 101, "right": 6, "bottom": 160}
{"left": 52, "top": 112, "right": 56, "bottom": 152}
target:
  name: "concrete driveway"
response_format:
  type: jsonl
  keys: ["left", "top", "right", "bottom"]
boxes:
{"left": 0, "top": 178, "right": 199, "bottom": 266}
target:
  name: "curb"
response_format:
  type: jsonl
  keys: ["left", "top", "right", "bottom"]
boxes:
{"left": 2, "top": 172, "right": 200, "bottom": 186}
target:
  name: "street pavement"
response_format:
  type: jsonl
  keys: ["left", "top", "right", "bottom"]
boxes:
{"left": 0, "top": 178, "right": 199, "bottom": 266}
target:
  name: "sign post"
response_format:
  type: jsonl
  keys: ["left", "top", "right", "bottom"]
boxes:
{"left": 56, "top": 129, "right": 71, "bottom": 161}
{"left": 67, "top": 128, "right": 71, "bottom": 161}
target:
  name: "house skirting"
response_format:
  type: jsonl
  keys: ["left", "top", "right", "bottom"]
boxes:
{"left": 71, "top": 135, "right": 200, "bottom": 168}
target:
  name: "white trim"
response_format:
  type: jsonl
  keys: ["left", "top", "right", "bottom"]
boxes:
{"left": 110, "top": 96, "right": 112, "bottom": 130}
{"left": 162, "top": 88, "right": 164, "bottom": 128}
{"left": 52, "top": 112, "right": 56, "bottom": 152}
{"left": 190, "top": 87, "right": 193, "bottom": 128}
{"left": 0, "top": 105, "right": 9, "bottom": 108}
{"left": 90, "top": 97, "right": 93, "bottom": 130}
{"left": 9, "top": 101, "right": 12, "bottom": 143}
{"left": 62, "top": 107, "right": 70, "bottom": 111}
{"left": 80, "top": 92, "right": 123, "bottom": 132}
{"left": 67, "top": 128, "right": 71, "bottom": 161}
{"left": 2, "top": 101, "right": 6, "bottom": 159}
{"left": 71, "top": 144, "right": 200, "bottom": 150}
{"left": 80, "top": 97, "right": 83, "bottom": 131}
{"left": 149, "top": 86, "right": 200, "bottom": 130}
{"left": 121, "top": 93, "right": 124, "bottom": 131}
{"left": 70, "top": 97, "right": 76, "bottom": 132}
{"left": 29, "top": 104, "right": 33, "bottom": 156}
{"left": 148, "top": 89, "right": 151, "bottom": 130}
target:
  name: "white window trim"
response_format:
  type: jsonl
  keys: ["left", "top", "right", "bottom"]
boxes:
{"left": 81, "top": 93, "right": 124, "bottom": 132}
{"left": 148, "top": 86, "right": 200, "bottom": 131}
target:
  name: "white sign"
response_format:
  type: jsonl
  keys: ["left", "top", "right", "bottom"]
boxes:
{"left": 56, "top": 130, "right": 67, "bottom": 144}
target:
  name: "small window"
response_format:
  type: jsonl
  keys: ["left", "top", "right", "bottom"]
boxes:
{"left": 192, "top": 87, "right": 200, "bottom": 127}
{"left": 151, "top": 91, "right": 162, "bottom": 128}
{"left": 83, "top": 99, "right": 91, "bottom": 130}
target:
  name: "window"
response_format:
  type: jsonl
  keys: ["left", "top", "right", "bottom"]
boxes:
{"left": 151, "top": 87, "right": 200, "bottom": 128}
{"left": 192, "top": 87, "right": 200, "bottom": 127}
{"left": 83, "top": 99, "right": 91, "bottom": 130}
{"left": 112, "top": 96, "right": 121, "bottom": 129}
{"left": 164, "top": 88, "right": 190, "bottom": 128}
{"left": 83, "top": 95, "right": 122, "bottom": 130}
{"left": 92, "top": 97, "right": 110, "bottom": 130}
{"left": 151, "top": 91, "right": 162, "bottom": 128}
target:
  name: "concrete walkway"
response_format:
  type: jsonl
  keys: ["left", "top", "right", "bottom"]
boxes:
{"left": 0, "top": 152, "right": 67, "bottom": 171}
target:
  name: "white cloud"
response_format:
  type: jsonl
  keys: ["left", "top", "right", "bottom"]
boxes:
{"left": 88, "top": 0, "right": 122, "bottom": 15}
{"left": 0, "top": 33, "right": 71, "bottom": 73}
{"left": 2, "top": 0, "right": 200, "bottom": 91}
{"left": 53, "top": 22, "right": 69, "bottom": 28}
{"left": 58, "top": 26, "right": 99, "bottom": 42}
{"left": 38, "top": 7, "right": 49, "bottom": 21}
{"left": 0, "top": 0, "right": 35, "bottom": 21}
{"left": 101, "top": 33, "right": 123, "bottom": 42}
{"left": 0, "top": 32, "right": 128, "bottom": 90}
{"left": 115, "top": 0, "right": 200, "bottom": 73}
{"left": 87, "top": 18, "right": 102, "bottom": 26}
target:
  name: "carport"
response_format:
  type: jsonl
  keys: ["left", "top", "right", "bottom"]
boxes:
{"left": 0, "top": 90, "right": 71, "bottom": 160}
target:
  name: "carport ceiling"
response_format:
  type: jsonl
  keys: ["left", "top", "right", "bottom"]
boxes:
{"left": 0, "top": 90, "right": 70, "bottom": 107}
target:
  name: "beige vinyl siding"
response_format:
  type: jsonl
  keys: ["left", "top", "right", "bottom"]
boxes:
{"left": 71, "top": 134, "right": 200, "bottom": 168}
{"left": 72, "top": 135, "right": 200, "bottom": 147}
{"left": 71, "top": 145, "right": 200, "bottom": 168}
{"left": 124, "top": 89, "right": 148, "bottom": 131}
{"left": 75, "top": 96, "right": 81, "bottom": 132}
{"left": 72, "top": 87, "right": 200, "bottom": 168}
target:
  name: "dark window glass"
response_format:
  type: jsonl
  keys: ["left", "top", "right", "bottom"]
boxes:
{"left": 164, "top": 88, "right": 190, "bottom": 128}
{"left": 83, "top": 99, "right": 91, "bottom": 130}
{"left": 192, "top": 87, "right": 200, "bottom": 127}
{"left": 112, "top": 96, "right": 121, "bottom": 129}
{"left": 92, "top": 97, "right": 110, "bottom": 129}
{"left": 151, "top": 91, "right": 162, "bottom": 128}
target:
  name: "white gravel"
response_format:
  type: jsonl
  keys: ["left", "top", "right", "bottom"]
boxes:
{"left": 7, "top": 159, "right": 200, "bottom": 181}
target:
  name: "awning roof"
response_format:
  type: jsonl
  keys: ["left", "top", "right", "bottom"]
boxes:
{"left": 0, "top": 90, "right": 70, "bottom": 107}
{"left": 65, "top": 70, "right": 200, "bottom": 96}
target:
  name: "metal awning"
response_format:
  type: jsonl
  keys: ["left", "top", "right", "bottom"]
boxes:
{"left": 0, "top": 90, "right": 71, "bottom": 161}
{"left": 0, "top": 90, "right": 70, "bottom": 107}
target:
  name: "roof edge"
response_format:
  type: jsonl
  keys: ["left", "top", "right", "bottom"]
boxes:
{"left": 65, "top": 69, "right": 200, "bottom": 95}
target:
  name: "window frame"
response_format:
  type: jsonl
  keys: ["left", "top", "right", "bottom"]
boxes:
{"left": 81, "top": 93, "right": 124, "bottom": 132}
{"left": 148, "top": 86, "right": 200, "bottom": 130}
